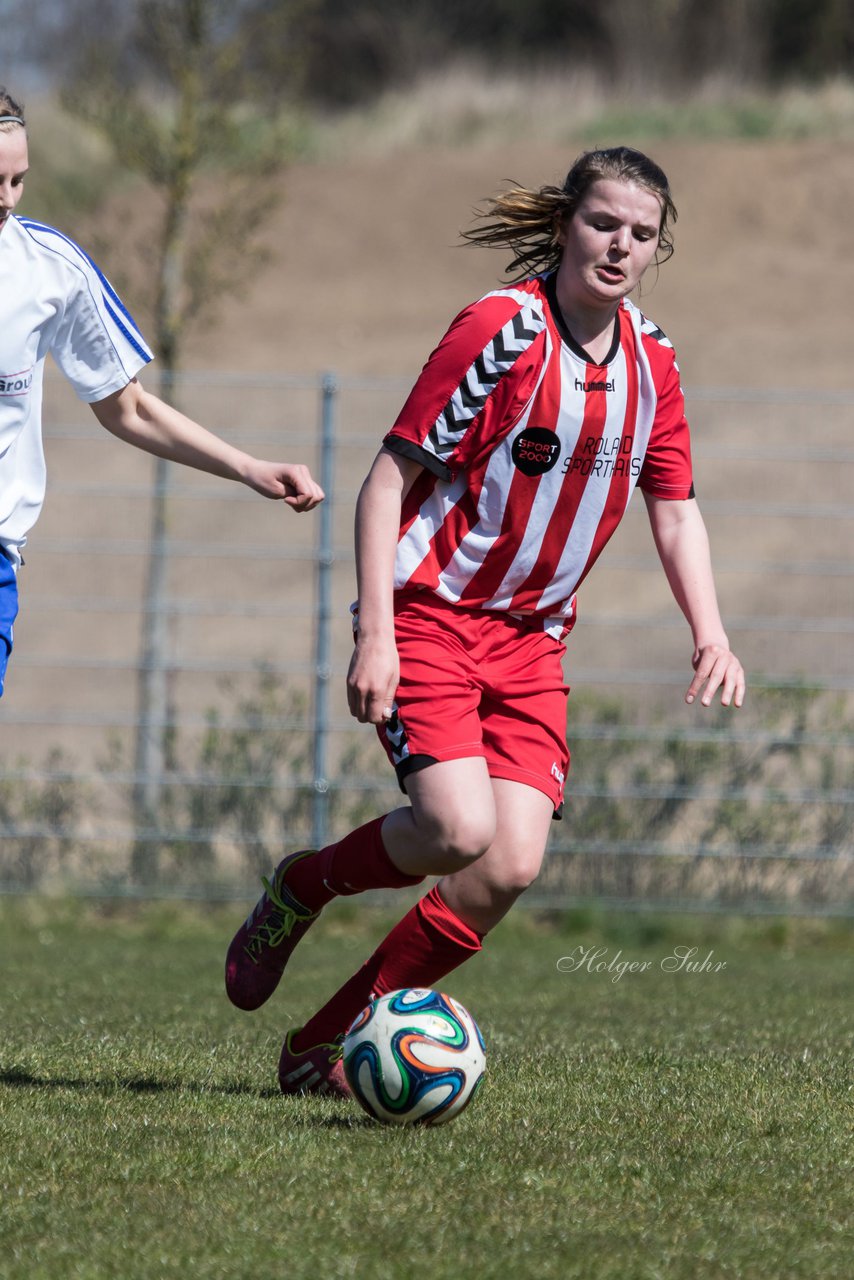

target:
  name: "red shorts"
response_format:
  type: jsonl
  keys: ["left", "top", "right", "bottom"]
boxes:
{"left": 373, "top": 591, "right": 570, "bottom": 816}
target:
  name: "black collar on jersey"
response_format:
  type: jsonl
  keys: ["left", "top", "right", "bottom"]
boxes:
{"left": 543, "top": 271, "right": 621, "bottom": 368}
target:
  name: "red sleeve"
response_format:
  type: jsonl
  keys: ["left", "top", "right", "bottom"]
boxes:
{"left": 637, "top": 343, "right": 695, "bottom": 500}
{"left": 384, "top": 292, "right": 547, "bottom": 481}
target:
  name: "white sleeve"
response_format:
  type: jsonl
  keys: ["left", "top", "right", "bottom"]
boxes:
{"left": 32, "top": 224, "right": 154, "bottom": 401}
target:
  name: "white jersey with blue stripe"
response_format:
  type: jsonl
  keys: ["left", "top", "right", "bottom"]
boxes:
{"left": 0, "top": 214, "right": 154, "bottom": 565}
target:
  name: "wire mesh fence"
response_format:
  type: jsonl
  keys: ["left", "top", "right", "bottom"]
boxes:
{"left": 1, "top": 370, "right": 852, "bottom": 913}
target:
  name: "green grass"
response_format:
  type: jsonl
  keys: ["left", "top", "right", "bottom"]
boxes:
{"left": 1, "top": 899, "right": 851, "bottom": 1280}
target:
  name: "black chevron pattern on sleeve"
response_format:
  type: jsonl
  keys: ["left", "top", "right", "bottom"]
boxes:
{"left": 639, "top": 314, "right": 674, "bottom": 349}
{"left": 427, "top": 303, "right": 544, "bottom": 459}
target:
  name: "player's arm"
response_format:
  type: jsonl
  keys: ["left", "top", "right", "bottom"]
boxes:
{"left": 89, "top": 378, "right": 324, "bottom": 511}
{"left": 643, "top": 492, "right": 745, "bottom": 708}
{"left": 347, "top": 446, "right": 423, "bottom": 725}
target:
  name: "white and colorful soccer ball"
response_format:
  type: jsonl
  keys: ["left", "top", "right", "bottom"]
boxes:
{"left": 342, "top": 987, "right": 486, "bottom": 1126}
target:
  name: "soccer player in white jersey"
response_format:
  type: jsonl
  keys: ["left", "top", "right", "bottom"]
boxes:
{"left": 0, "top": 89, "right": 323, "bottom": 696}
{"left": 225, "top": 146, "right": 746, "bottom": 1098}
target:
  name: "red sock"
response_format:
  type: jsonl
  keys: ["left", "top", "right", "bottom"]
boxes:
{"left": 284, "top": 816, "right": 424, "bottom": 913}
{"left": 293, "top": 885, "right": 484, "bottom": 1051}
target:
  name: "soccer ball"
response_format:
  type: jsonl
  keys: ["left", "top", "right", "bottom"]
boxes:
{"left": 342, "top": 988, "right": 486, "bottom": 1126}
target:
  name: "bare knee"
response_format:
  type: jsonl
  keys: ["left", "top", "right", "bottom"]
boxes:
{"left": 413, "top": 806, "right": 495, "bottom": 873}
{"left": 400, "top": 758, "right": 497, "bottom": 875}
{"left": 474, "top": 848, "right": 543, "bottom": 908}
{"left": 440, "top": 848, "right": 543, "bottom": 935}
{"left": 497, "top": 850, "right": 542, "bottom": 898}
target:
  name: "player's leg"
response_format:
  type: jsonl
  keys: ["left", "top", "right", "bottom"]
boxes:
{"left": 280, "top": 777, "right": 551, "bottom": 1094}
{"left": 225, "top": 597, "right": 493, "bottom": 1013}
{"left": 437, "top": 777, "right": 555, "bottom": 933}
{"left": 437, "top": 623, "right": 570, "bottom": 932}
{"left": 280, "top": 617, "right": 570, "bottom": 1088}
{"left": 277, "top": 756, "right": 499, "bottom": 1094}
{"left": 226, "top": 756, "right": 496, "bottom": 1013}
{"left": 223, "top": 817, "right": 426, "bottom": 1013}
{"left": 227, "top": 772, "right": 497, "bottom": 1006}
{"left": 275, "top": 772, "right": 495, "bottom": 1098}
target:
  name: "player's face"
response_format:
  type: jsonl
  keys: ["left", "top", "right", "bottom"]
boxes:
{"left": 0, "top": 129, "right": 28, "bottom": 234}
{"left": 556, "top": 178, "right": 663, "bottom": 312}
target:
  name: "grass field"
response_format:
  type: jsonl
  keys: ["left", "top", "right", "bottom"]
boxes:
{"left": 0, "top": 897, "right": 851, "bottom": 1280}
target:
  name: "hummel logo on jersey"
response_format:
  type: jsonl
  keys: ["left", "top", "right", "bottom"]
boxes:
{"left": 550, "top": 762, "right": 566, "bottom": 786}
{"left": 575, "top": 377, "right": 614, "bottom": 393}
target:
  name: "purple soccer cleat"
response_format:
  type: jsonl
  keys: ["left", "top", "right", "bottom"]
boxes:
{"left": 225, "top": 850, "right": 321, "bottom": 1011}
{"left": 278, "top": 1029, "right": 351, "bottom": 1099}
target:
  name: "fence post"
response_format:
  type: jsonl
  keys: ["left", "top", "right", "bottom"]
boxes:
{"left": 131, "top": 365, "right": 177, "bottom": 883}
{"left": 312, "top": 372, "right": 338, "bottom": 848}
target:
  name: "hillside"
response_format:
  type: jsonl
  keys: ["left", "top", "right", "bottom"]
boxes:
{"left": 172, "top": 135, "right": 854, "bottom": 389}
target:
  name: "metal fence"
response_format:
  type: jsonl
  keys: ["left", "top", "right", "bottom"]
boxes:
{"left": 1, "top": 370, "right": 852, "bottom": 914}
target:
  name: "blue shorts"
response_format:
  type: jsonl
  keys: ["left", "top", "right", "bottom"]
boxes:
{"left": 0, "top": 549, "right": 19, "bottom": 697}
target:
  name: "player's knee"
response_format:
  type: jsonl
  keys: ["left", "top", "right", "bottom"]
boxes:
{"left": 436, "top": 816, "right": 494, "bottom": 868}
{"left": 495, "top": 847, "right": 544, "bottom": 899}
{"left": 452, "top": 853, "right": 543, "bottom": 935}
{"left": 502, "top": 858, "right": 540, "bottom": 898}
{"left": 416, "top": 808, "right": 495, "bottom": 871}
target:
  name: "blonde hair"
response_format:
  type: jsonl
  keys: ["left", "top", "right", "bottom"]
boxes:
{"left": 462, "top": 146, "right": 677, "bottom": 280}
{"left": 0, "top": 87, "right": 26, "bottom": 134}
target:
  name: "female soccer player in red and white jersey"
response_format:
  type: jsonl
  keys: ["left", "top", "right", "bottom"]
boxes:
{"left": 0, "top": 89, "right": 323, "bottom": 697}
{"left": 225, "top": 146, "right": 746, "bottom": 1097}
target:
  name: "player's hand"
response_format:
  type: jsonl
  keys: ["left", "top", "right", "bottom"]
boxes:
{"left": 685, "top": 643, "right": 745, "bottom": 709}
{"left": 347, "top": 635, "right": 399, "bottom": 724}
{"left": 243, "top": 461, "right": 325, "bottom": 511}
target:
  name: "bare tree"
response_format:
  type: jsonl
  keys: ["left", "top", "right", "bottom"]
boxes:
{"left": 64, "top": 0, "right": 294, "bottom": 880}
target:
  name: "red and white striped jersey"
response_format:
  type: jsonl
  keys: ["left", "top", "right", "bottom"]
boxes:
{"left": 384, "top": 272, "right": 693, "bottom": 637}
